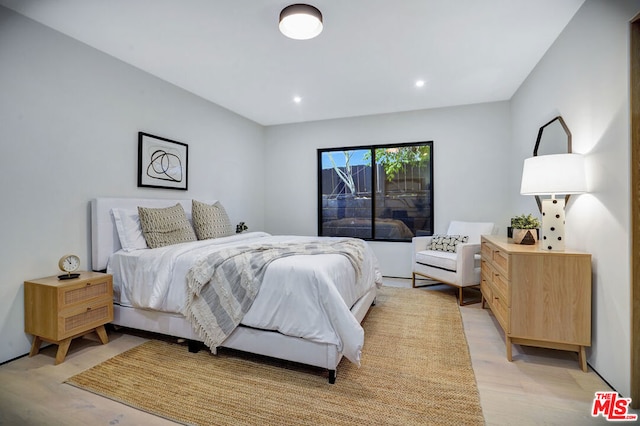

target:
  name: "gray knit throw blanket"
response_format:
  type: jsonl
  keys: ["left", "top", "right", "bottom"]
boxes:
{"left": 184, "top": 239, "right": 366, "bottom": 352}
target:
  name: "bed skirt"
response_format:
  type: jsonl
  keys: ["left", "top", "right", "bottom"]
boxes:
{"left": 111, "top": 285, "right": 376, "bottom": 383}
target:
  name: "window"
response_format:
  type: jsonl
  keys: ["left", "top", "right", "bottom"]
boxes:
{"left": 318, "top": 142, "right": 433, "bottom": 241}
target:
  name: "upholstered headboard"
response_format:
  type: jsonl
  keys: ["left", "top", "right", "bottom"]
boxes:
{"left": 90, "top": 197, "right": 216, "bottom": 271}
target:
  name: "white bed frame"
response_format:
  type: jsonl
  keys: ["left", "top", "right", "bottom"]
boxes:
{"left": 90, "top": 197, "right": 377, "bottom": 383}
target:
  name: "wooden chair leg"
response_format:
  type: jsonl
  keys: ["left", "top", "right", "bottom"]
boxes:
{"left": 458, "top": 286, "right": 482, "bottom": 306}
{"left": 412, "top": 273, "right": 433, "bottom": 288}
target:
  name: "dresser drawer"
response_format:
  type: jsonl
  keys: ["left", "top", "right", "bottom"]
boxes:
{"left": 481, "top": 241, "right": 493, "bottom": 260}
{"left": 481, "top": 259, "right": 492, "bottom": 282}
{"left": 491, "top": 249, "right": 510, "bottom": 278}
{"left": 490, "top": 291, "right": 509, "bottom": 333}
{"left": 481, "top": 239, "right": 510, "bottom": 279}
{"left": 480, "top": 276, "right": 493, "bottom": 302}
{"left": 481, "top": 258, "right": 509, "bottom": 302}
{"left": 491, "top": 270, "right": 510, "bottom": 307}
{"left": 482, "top": 277, "right": 509, "bottom": 333}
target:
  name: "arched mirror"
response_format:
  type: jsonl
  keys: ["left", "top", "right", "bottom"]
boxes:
{"left": 532, "top": 116, "right": 572, "bottom": 212}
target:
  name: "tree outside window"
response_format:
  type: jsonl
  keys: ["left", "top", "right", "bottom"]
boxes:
{"left": 317, "top": 142, "right": 433, "bottom": 241}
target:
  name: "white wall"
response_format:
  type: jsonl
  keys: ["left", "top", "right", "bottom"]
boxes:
{"left": 509, "top": 0, "right": 640, "bottom": 397}
{"left": 264, "top": 102, "right": 512, "bottom": 277}
{"left": 0, "top": 7, "right": 265, "bottom": 364}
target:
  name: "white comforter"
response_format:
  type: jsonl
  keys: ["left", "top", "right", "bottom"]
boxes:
{"left": 107, "top": 232, "right": 382, "bottom": 364}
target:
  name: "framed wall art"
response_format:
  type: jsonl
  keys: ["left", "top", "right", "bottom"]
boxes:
{"left": 137, "top": 132, "right": 188, "bottom": 190}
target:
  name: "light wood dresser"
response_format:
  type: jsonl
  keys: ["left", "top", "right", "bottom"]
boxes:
{"left": 24, "top": 271, "right": 113, "bottom": 364}
{"left": 480, "top": 235, "right": 592, "bottom": 371}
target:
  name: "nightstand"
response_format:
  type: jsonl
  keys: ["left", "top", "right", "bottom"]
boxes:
{"left": 24, "top": 271, "right": 114, "bottom": 364}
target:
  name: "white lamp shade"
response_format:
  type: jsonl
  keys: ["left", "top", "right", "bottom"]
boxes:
{"left": 279, "top": 4, "right": 323, "bottom": 40}
{"left": 520, "top": 153, "right": 587, "bottom": 195}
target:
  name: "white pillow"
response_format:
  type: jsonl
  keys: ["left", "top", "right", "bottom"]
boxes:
{"left": 111, "top": 208, "right": 148, "bottom": 251}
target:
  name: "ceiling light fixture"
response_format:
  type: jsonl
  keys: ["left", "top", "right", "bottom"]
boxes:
{"left": 415, "top": 80, "right": 425, "bottom": 88}
{"left": 279, "top": 4, "right": 323, "bottom": 40}
{"left": 293, "top": 96, "right": 302, "bottom": 103}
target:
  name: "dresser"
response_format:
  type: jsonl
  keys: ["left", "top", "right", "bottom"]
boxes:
{"left": 24, "top": 271, "right": 114, "bottom": 364}
{"left": 480, "top": 235, "right": 592, "bottom": 371}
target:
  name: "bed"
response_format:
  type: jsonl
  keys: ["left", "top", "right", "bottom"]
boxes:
{"left": 90, "top": 197, "right": 381, "bottom": 383}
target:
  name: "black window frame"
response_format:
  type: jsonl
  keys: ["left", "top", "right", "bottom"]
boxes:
{"left": 317, "top": 141, "right": 434, "bottom": 242}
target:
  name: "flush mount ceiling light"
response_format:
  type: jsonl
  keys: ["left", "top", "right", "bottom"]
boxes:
{"left": 279, "top": 4, "right": 323, "bottom": 40}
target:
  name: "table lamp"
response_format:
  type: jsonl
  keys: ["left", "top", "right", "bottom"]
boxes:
{"left": 520, "top": 153, "right": 587, "bottom": 250}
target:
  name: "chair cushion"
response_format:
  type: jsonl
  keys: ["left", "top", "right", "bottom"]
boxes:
{"left": 430, "top": 234, "right": 468, "bottom": 252}
{"left": 415, "top": 250, "right": 458, "bottom": 272}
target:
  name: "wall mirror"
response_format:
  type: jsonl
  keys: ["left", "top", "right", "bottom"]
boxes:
{"left": 532, "top": 115, "right": 572, "bottom": 212}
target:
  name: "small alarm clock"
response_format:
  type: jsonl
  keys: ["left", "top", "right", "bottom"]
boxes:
{"left": 58, "top": 254, "right": 81, "bottom": 280}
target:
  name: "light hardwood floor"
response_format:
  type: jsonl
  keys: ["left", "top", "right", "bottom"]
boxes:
{"left": 0, "top": 278, "right": 635, "bottom": 425}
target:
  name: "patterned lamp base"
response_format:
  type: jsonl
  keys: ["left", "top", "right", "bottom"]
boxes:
{"left": 541, "top": 197, "right": 565, "bottom": 251}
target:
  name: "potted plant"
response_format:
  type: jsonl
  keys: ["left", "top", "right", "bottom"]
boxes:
{"left": 510, "top": 214, "right": 541, "bottom": 245}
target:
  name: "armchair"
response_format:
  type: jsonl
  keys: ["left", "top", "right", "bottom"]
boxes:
{"left": 412, "top": 221, "right": 495, "bottom": 305}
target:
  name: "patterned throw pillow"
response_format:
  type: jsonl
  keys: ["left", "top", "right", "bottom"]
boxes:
{"left": 137, "top": 203, "right": 197, "bottom": 249}
{"left": 430, "top": 234, "right": 469, "bottom": 253}
{"left": 192, "top": 200, "right": 234, "bottom": 240}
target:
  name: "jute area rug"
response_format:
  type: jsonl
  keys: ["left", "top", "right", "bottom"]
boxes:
{"left": 66, "top": 286, "right": 484, "bottom": 425}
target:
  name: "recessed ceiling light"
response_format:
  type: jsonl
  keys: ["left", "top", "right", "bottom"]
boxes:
{"left": 415, "top": 80, "right": 426, "bottom": 88}
{"left": 293, "top": 96, "right": 302, "bottom": 103}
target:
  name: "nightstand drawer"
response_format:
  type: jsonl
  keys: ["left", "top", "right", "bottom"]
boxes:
{"left": 59, "top": 300, "right": 113, "bottom": 339}
{"left": 60, "top": 278, "right": 111, "bottom": 309}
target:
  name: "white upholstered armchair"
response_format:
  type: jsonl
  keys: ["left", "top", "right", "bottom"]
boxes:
{"left": 412, "top": 221, "right": 495, "bottom": 305}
